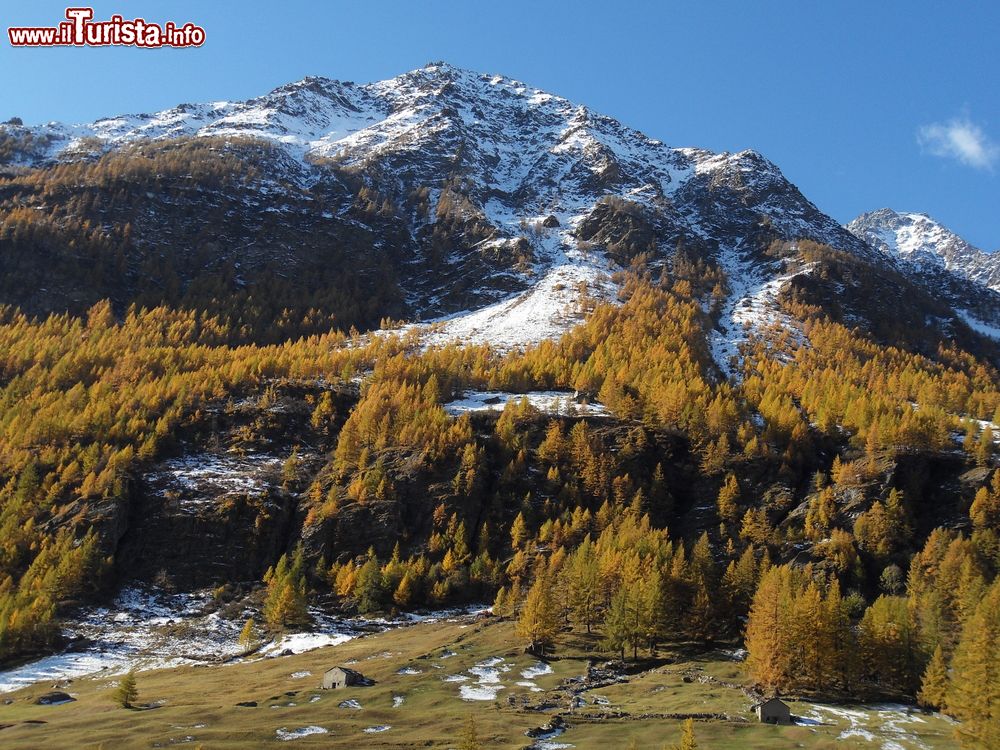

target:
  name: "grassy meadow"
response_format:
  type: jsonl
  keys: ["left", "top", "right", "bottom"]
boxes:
{"left": 0, "top": 614, "right": 961, "bottom": 749}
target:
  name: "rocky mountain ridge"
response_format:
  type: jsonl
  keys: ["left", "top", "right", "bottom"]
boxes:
{"left": 0, "top": 63, "right": 996, "bottom": 363}
{"left": 847, "top": 208, "right": 1000, "bottom": 340}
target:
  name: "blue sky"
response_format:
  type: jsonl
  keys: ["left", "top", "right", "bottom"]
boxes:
{"left": 2, "top": 0, "right": 998, "bottom": 249}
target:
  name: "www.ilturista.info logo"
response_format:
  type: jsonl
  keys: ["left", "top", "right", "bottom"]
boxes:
{"left": 8, "top": 7, "right": 205, "bottom": 48}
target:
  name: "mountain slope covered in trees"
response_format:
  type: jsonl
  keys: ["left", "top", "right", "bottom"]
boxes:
{"left": 0, "top": 63, "right": 999, "bottom": 747}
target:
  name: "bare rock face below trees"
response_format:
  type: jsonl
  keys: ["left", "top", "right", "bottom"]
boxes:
{"left": 117, "top": 470, "right": 299, "bottom": 590}
{"left": 113, "top": 383, "right": 346, "bottom": 589}
{"left": 301, "top": 496, "right": 404, "bottom": 565}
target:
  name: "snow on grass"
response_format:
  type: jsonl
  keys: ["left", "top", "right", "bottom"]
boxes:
{"left": 363, "top": 726, "right": 392, "bottom": 733}
{"left": 470, "top": 657, "right": 506, "bottom": 678}
{"left": 444, "top": 391, "right": 607, "bottom": 417}
{"left": 276, "top": 726, "right": 328, "bottom": 741}
{"left": 397, "top": 666, "right": 422, "bottom": 675}
{"left": 395, "top": 603, "right": 492, "bottom": 623}
{"left": 289, "top": 671, "right": 312, "bottom": 679}
{"left": 392, "top": 695, "right": 405, "bottom": 707}
{"left": 458, "top": 656, "right": 512, "bottom": 701}
{"left": 338, "top": 699, "right": 362, "bottom": 709}
{"left": 460, "top": 683, "right": 506, "bottom": 701}
{"left": 0, "top": 588, "right": 379, "bottom": 694}
{"left": 530, "top": 729, "right": 575, "bottom": 750}
{"left": 798, "top": 702, "right": 933, "bottom": 749}
{"left": 0, "top": 652, "right": 127, "bottom": 695}
{"left": 521, "top": 662, "right": 553, "bottom": 679}
{"left": 262, "top": 632, "right": 353, "bottom": 656}
{"left": 0, "top": 587, "right": 235, "bottom": 693}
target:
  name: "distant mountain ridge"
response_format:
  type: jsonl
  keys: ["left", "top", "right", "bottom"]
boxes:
{"left": 848, "top": 208, "right": 1000, "bottom": 293}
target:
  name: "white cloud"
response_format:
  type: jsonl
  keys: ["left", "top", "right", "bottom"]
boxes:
{"left": 918, "top": 116, "right": 999, "bottom": 171}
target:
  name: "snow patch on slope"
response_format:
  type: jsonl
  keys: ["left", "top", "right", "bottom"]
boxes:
{"left": 426, "top": 260, "right": 612, "bottom": 350}
{"left": 421, "top": 208, "right": 619, "bottom": 351}
{"left": 958, "top": 309, "right": 1000, "bottom": 341}
{"left": 710, "top": 243, "right": 809, "bottom": 378}
{"left": 276, "top": 726, "right": 328, "bottom": 741}
{"left": 146, "top": 453, "right": 284, "bottom": 512}
{"left": 444, "top": 391, "right": 608, "bottom": 417}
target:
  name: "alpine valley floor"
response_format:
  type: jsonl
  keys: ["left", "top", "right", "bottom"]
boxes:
{"left": 0, "top": 613, "right": 959, "bottom": 749}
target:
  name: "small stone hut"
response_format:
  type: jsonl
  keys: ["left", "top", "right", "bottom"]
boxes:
{"left": 754, "top": 697, "right": 791, "bottom": 725}
{"left": 322, "top": 666, "right": 365, "bottom": 690}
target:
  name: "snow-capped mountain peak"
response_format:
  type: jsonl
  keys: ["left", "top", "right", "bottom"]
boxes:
{"left": 848, "top": 208, "right": 1000, "bottom": 292}
{"left": 7, "top": 63, "right": 982, "bottom": 367}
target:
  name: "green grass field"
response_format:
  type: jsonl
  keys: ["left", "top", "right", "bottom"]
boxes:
{"left": 0, "top": 615, "right": 961, "bottom": 749}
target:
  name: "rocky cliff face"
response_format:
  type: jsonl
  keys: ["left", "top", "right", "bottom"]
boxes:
{"left": 112, "top": 383, "right": 350, "bottom": 589}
